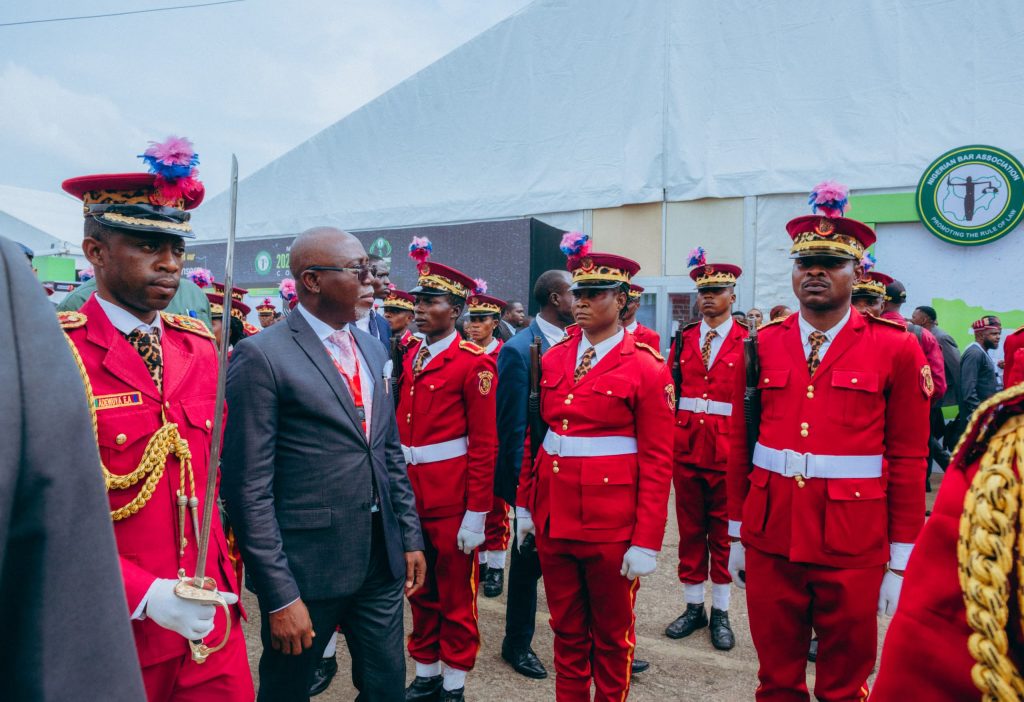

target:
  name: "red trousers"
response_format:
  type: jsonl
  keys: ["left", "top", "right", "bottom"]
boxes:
{"left": 673, "top": 463, "right": 730, "bottom": 585}
{"left": 141, "top": 615, "right": 252, "bottom": 702}
{"left": 536, "top": 530, "right": 638, "bottom": 702}
{"left": 745, "top": 546, "right": 882, "bottom": 702}
{"left": 483, "top": 495, "right": 510, "bottom": 551}
{"left": 408, "top": 515, "right": 480, "bottom": 671}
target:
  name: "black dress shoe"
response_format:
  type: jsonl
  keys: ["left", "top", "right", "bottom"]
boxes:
{"left": 501, "top": 646, "right": 548, "bottom": 679}
{"left": 479, "top": 563, "right": 489, "bottom": 581}
{"left": 709, "top": 608, "right": 735, "bottom": 651}
{"left": 308, "top": 655, "right": 338, "bottom": 697}
{"left": 483, "top": 566, "right": 504, "bottom": 597}
{"left": 808, "top": 637, "right": 819, "bottom": 662}
{"left": 631, "top": 658, "right": 650, "bottom": 674}
{"left": 405, "top": 675, "right": 444, "bottom": 701}
{"left": 440, "top": 687, "right": 465, "bottom": 701}
{"left": 664, "top": 603, "right": 708, "bottom": 639}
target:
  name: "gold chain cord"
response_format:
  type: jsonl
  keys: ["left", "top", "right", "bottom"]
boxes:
{"left": 957, "top": 411, "right": 1024, "bottom": 702}
{"left": 62, "top": 331, "right": 194, "bottom": 521}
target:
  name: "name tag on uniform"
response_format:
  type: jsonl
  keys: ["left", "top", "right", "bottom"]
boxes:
{"left": 93, "top": 392, "right": 144, "bottom": 411}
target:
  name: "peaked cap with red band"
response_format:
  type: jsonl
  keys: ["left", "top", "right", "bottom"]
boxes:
{"left": 62, "top": 136, "right": 205, "bottom": 238}
{"left": 852, "top": 271, "right": 894, "bottom": 298}
{"left": 559, "top": 231, "right": 639, "bottom": 290}
{"left": 686, "top": 246, "right": 741, "bottom": 288}
{"left": 786, "top": 181, "right": 875, "bottom": 260}
{"left": 382, "top": 289, "right": 415, "bottom": 311}
{"left": 407, "top": 237, "right": 476, "bottom": 298}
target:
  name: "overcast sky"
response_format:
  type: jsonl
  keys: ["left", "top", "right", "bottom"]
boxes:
{"left": 0, "top": 0, "right": 531, "bottom": 199}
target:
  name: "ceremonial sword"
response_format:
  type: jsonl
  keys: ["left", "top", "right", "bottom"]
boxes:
{"left": 174, "top": 154, "right": 239, "bottom": 663}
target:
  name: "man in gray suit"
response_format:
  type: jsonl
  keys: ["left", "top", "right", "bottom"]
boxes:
{"left": 960, "top": 315, "right": 1002, "bottom": 420}
{"left": 222, "top": 227, "right": 426, "bottom": 702}
{"left": 0, "top": 237, "right": 145, "bottom": 700}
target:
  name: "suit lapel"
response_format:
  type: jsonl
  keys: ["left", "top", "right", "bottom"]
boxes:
{"left": 289, "top": 313, "right": 367, "bottom": 442}
{"left": 83, "top": 297, "right": 161, "bottom": 401}
{"left": 710, "top": 324, "right": 742, "bottom": 371}
{"left": 781, "top": 316, "right": 808, "bottom": 379}
{"left": 811, "top": 311, "right": 864, "bottom": 380}
{"left": 159, "top": 327, "right": 193, "bottom": 401}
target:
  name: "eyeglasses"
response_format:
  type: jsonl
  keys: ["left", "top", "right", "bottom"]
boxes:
{"left": 303, "top": 264, "right": 374, "bottom": 281}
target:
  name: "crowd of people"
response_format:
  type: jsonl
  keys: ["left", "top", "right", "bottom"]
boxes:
{"left": 3, "top": 140, "right": 1023, "bottom": 702}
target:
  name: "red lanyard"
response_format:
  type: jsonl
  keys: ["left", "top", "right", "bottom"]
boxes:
{"left": 330, "top": 351, "right": 366, "bottom": 434}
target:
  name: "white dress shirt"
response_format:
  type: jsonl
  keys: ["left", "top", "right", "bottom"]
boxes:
{"left": 699, "top": 316, "right": 734, "bottom": 369}
{"left": 797, "top": 308, "right": 851, "bottom": 362}
{"left": 417, "top": 330, "right": 460, "bottom": 371}
{"left": 534, "top": 315, "right": 566, "bottom": 348}
{"left": 96, "top": 294, "right": 164, "bottom": 336}
{"left": 484, "top": 338, "right": 500, "bottom": 355}
{"left": 576, "top": 328, "right": 625, "bottom": 367}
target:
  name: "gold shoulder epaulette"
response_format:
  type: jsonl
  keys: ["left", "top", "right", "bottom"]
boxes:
{"left": 867, "top": 315, "right": 907, "bottom": 331}
{"left": 680, "top": 320, "right": 700, "bottom": 332}
{"left": 57, "top": 310, "right": 87, "bottom": 329}
{"left": 161, "top": 312, "right": 215, "bottom": 340}
{"left": 459, "top": 340, "right": 484, "bottom": 355}
{"left": 634, "top": 341, "right": 664, "bottom": 362}
{"left": 758, "top": 317, "right": 787, "bottom": 331}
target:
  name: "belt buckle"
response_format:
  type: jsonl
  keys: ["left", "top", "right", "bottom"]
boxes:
{"left": 783, "top": 449, "right": 808, "bottom": 480}
{"left": 410, "top": 446, "right": 423, "bottom": 465}
{"left": 693, "top": 398, "right": 709, "bottom": 414}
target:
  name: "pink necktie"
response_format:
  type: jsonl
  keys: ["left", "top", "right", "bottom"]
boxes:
{"left": 328, "top": 329, "right": 372, "bottom": 437}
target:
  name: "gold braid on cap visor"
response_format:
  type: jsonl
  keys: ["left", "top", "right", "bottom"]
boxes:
{"left": 468, "top": 300, "right": 502, "bottom": 315}
{"left": 209, "top": 302, "right": 224, "bottom": 316}
{"left": 383, "top": 297, "right": 414, "bottom": 312}
{"left": 790, "top": 231, "right": 865, "bottom": 259}
{"left": 853, "top": 279, "right": 886, "bottom": 297}
{"left": 571, "top": 260, "right": 631, "bottom": 286}
{"left": 694, "top": 272, "right": 738, "bottom": 288}
{"left": 417, "top": 271, "right": 468, "bottom": 297}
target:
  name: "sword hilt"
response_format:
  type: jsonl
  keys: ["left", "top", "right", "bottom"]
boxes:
{"left": 174, "top": 570, "right": 232, "bottom": 664}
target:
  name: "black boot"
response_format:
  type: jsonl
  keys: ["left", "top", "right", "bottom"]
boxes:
{"left": 308, "top": 655, "right": 338, "bottom": 696}
{"left": 709, "top": 608, "right": 735, "bottom": 650}
{"left": 405, "top": 675, "right": 444, "bottom": 701}
{"left": 664, "top": 603, "right": 708, "bottom": 639}
{"left": 483, "top": 566, "right": 504, "bottom": 597}
{"left": 631, "top": 658, "right": 650, "bottom": 674}
{"left": 440, "top": 687, "right": 465, "bottom": 701}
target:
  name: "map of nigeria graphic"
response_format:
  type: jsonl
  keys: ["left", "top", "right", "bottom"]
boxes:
{"left": 940, "top": 170, "right": 1006, "bottom": 224}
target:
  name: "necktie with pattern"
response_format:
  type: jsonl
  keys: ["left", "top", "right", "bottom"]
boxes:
{"left": 807, "top": 330, "right": 828, "bottom": 377}
{"left": 125, "top": 329, "right": 163, "bottom": 392}
{"left": 328, "top": 329, "right": 371, "bottom": 438}
{"left": 701, "top": 329, "right": 717, "bottom": 369}
{"left": 412, "top": 346, "right": 431, "bottom": 376}
{"left": 574, "top": 347, "right": 596, "bottom": 383}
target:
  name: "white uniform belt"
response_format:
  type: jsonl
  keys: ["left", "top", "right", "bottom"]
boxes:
{"left": 401, "top": 437, "right": 469, "bottom": 465}
{"left": 753, "top": 442, "right": 883, "bottom": 479}
{"left": 542, "top": 431, "right": 637, "bottom": 457}
{"left": 677, "top": 396, "right": 733, "bottom": 416}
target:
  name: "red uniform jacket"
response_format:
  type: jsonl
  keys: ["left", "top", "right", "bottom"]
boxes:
{"left": 670, "top": 320, "right": 748, "bottom": 471}
{"left": 871, "top": 386, "right": 1024, "bottom": 701}
{"left": 1004, "top": 325, "right": 1024, "bottom": 388}
{"left": 881, "top": 311, "right": 947, "bottom": 401}
{"left": 727, "top": 310, "right": 930, "bottom": 568}
{"left": 517, "top": 332, "right": 675, "bottom": 550}
{"left": 630, "top": 323, "right": 662, "bottom": 352}
{"left": 62, "top": 295, "right": 240, "bottom": 667}
{"left": 397, "top": 336, "right": 497, "bottom": 519}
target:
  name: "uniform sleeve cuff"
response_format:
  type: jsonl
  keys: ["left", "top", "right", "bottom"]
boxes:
{"left": 728, "top": 520, "right": 742, "bottom": 538}
{"left": 629, "top": 546, "right": 658, "bottom": 557}
{"left": 889, "top": 542, "right": 913, "bottom": 571}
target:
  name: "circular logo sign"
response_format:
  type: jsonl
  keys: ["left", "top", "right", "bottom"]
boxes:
{"left": 254, "top": 250, "right": 272, "bottom": 275}
{"left": 916, "top": 145, "right": 1024, "bottom": 246}
{"left": 368, "top": 237, "right": 393, "bottom": 259}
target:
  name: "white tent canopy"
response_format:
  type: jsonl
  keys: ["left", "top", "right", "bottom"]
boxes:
{"left": 194, "top": 0, "right": 1024, "bottom": 238}
{"left": 0, "top": 184, "right": 83, "bottom": 255}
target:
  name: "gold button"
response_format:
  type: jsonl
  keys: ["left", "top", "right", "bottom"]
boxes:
{"left": 115, "top": 433, "right": 127, "bottom": 445}
{"left": 567, "top": 393, "right": 574, "bottom": 400}
{"left": 410, "top": 388, "right": 415, "bottom": 396}
{"left": 854, "top": 491, "right": 861, "bottom": 498}
{"left": 702, "top": 393, "right": 708, "bottom": 399}
{"left": 562, "top": 420, "right": 569, "bottom": 429}
{"left": 806, "top": 392, "right": 814, "bottom": 399}
{"left": 564, "top": 398, "right": 572, "bottom": 405}
{"left": 552, "top": 466, "right": 560, "bottom": 474}
{"left": 800, "top": 422, "right": 809, "bottom": 429}
{"left": 429, "top": 384, "right": 435, "bottom": 390}
{"left": 728, "top": 362, "right": 734, "bottom": 367}
{"left": 800, "top": 430, "right": 809, "bottom": 437}
{"left": 205, "top": 419, "right": 212, "bottom": 429}
{"left": 796, "top": 478, "right": 806, "bottom": 488}
{"left": 807, "top": 385, "right": 814, "bottom": 392}
{"left": 406, "top": 413, "right": 411, "bottom": 423}
{"left": 763, "top": 378, "right": 769, "bottom": 384}
{"left": 699, "top": 419, "right": 705, "bottom": 425}
{"left": 552, "top": 461, "right": 558, "bottom": 469}
{"left": 603, "top": 477, "right": 609, "bottom": 484}
{"left": 606, "top": 390, "right": 613, "bottom": 395}
{"left": 164, "top": 401, "right": 171, "bottom": 409}
{"left": 851, "top": 378, "right": 858, "bottom": 384}
{"left": 704, "top": 375, "right": 709, "bottom": 381}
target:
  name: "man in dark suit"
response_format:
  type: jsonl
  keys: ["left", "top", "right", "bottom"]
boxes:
{"left": 0, "top": 236, "right": 146, "bottom": 701}
{"left": 960, "top": 316, "right": 1002, "bottom": 420}
{"left": 493, "top": 270, "right": 573, "bottom": 679}
{"left": 222, "top": 227, "right": 426, "bottom": 702}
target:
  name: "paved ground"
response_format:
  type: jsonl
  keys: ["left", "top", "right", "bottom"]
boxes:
{"left": 242, "top": 475, "right": 942, "bottom": 700}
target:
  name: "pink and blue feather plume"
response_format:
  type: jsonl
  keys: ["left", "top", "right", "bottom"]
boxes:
{"left": 687, "top": 246, "right": 706, "bottom": 268}
{"left": 279, "top": 278, "right": 297, "bottom": 302}
{"left": 860, "top": 252, "right": 876, "bottom": 274}
{"left": 808, "top": 181, "right": 850, "bottom": 218}
{"left": 186, "top": 267, "right": 214, "bottom": 288}
{"left": 139, "top": 136, "right": 202, "bottom": 206}
{"left": 409, "top": 237, "right": 433, "bottom": 264}
{"left": 473, "top": 278, "right": 488, "bottom": 295}
{"left": 559, "top": 231, "right": 590, "bottom": 258}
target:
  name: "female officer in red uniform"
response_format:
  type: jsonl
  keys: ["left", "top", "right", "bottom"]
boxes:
{"left": 464, "top": 284, "right": 513, "bottom": 598}
{"left": 517, "top": 232, "right": 674, "bottom": 701}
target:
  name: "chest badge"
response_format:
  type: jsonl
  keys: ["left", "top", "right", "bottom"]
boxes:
{"left": 93, "top": 392, "right": 144, "bottom": 411}
{"left": 920, "top": 364, "right": 935, "bottom": 399}
{"left": 478, "top": 370, "right": 494, "bottom": 396}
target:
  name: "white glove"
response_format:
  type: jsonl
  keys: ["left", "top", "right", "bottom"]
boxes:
{"left": 515, "top": 507, "right": 535, "bottom": 549}
{"left": 144, "top": 578, "right": 239, "bottom": 640}
{"left": 728, "top": 541, "right": 746, "bottom": 589}
{"left": 456, "top": 510, "right": 487, "bottom": 555}
{"left": 620, "top": 546, "right": 657, "bottom": 580}
{"left": 877, "top": 569, "right": 903, "bottom": 616}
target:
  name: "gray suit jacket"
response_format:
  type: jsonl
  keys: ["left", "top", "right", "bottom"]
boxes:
{"left": 929, "top": 325, "right": 961, "bottom": 406}
{"left": 222, "top": 309, "right": 423, "bottom": 611}
{"left": 0, "top": 238, "right": 145, "bottom": 700}
{"left": 959, "top": 343, "right": 998, "bottom": 418}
